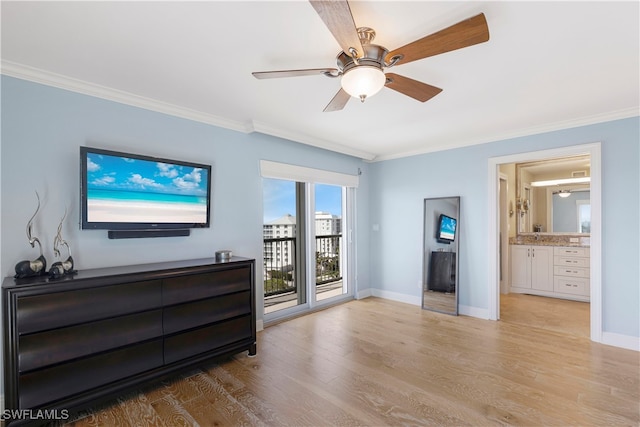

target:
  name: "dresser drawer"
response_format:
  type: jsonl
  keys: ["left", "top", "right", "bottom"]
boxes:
{"left": 19, "top": 339, "right": 163, "bottom": 409}
{"left": 554, "top": 277, "right": 590, "bottom": 296}
{"left": 19, "top": 309, "right": 163, "bottom": 372}
{"left": 554, "top": 247, "right": 589, "bottom": 257}
{"left": 554, "top": 256, "right": 589, "bottom": 268}
{"left": 163, "top": 291, "right": 251, "bottom": 334}
{"left": 16, "top": 280, "right": 162, "bottom": 334}
{"left": 164, "top": 315, "right": 252, "bottom": 364}
{"left": 163, "top": 266, "right": 251, "bottom": 305}
{"left": 554, "top": 265, "right": 590, "bottom": 278}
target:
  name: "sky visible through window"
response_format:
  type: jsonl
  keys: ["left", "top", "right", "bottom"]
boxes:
{"left": 263, "top": 178, "right": 342, "bottom": 223}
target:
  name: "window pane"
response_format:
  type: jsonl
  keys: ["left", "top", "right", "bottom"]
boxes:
{"left": 578, "top": 203, "right": 591, "bottom": 233}
{"left": 315, "top": 184, "right": 346, "bottom": 301}
{"left": 263, "top": 178, "right": 305, "bottom": 314}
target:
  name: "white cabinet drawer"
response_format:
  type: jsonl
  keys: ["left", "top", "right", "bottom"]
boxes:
{"left": 554, "top": 265, "right": 590, "bottom": 278}
{"left": 554, "top": 247, "right": 589, "bottom": 257}
{"left": 554, "top": 277, "right": 589, "bottom": 296}
{"left": 554, "top": 256, "right": 589, "bottom": 268}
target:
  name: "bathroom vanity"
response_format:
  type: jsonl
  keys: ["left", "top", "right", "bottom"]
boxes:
{"left": 510, "top": 236, "right": 590, "bottom": 302}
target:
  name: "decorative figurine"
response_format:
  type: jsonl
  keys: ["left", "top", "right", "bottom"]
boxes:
{"left": 14, "top": 192, "right": 47, "bottom": 278}
{"left": 49, "top": 209, "right": 76, "bottom": 279}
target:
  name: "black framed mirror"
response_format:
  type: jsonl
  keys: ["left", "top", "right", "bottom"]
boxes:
{"left": 422, "top": 196, "right": 460, "bottom": 315}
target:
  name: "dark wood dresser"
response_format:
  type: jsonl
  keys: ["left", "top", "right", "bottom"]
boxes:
{"left": 2, "top": 257, "right": 255, "bottom": 425}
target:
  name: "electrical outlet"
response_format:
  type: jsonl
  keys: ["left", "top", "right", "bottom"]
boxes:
{"left": 569, "top": 237, "right": 579, "bottom": 243}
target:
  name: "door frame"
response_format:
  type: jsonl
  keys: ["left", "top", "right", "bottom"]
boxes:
{"left": 499, "top": 173, "right": 509, "bottom": 296}
{"left": 487, "top": 143, "right": 602, "bottom": 343}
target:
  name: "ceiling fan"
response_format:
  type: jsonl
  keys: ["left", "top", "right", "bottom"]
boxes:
{"left": 252, "top": 0, "right": 490, "bottom": 112}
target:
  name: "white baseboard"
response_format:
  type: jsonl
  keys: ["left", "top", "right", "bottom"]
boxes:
{"left": 601, "top": 332, "right": 640, "bottom": 351}
{"left": 458, "top": 304, "right": 490, "bottom": 319}
{"left": 256, "top": 319, "right": 264, "bottom": 333}
{"left": 356, "top": 288, "right": 372, "bottom": 299}
{"left": 370, "top": 289, "right": 422, "bottom": 306}
{"left": 361, "top": 289, "right": 491, "bottom": 319}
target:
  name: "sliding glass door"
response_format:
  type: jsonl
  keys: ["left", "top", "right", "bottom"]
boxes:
{"left": 262, "top": 170, "right": 355, "bottom": 323}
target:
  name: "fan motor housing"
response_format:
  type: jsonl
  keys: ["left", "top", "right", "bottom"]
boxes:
{"left": 337, "top": 44, "right": 389, "bottom": 74}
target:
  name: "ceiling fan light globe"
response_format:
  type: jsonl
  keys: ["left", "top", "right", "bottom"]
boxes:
{"left": 341, "top": 66, "right": 385, "bottom": 100}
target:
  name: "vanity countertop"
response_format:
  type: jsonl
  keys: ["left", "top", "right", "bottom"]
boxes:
{"left": 509, "top": 235, "right": 590, "bottom": 247}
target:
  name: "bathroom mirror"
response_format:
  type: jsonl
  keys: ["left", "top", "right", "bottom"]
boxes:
{"left": 422, "top": 196, "right": 460, "bottom": 315}
{"left": 515, "top": 155, "right": 591, "bottom": 235}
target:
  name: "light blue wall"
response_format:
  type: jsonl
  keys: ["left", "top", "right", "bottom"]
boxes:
{"left": 369, "top": 117, "right": 639, "bottom": 338}
{"left": 0, "top": 75, "right": 370, "bottom": 322}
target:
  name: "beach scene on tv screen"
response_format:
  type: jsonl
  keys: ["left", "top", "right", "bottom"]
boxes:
{"left": 440, "top": 217, "right": 456, "bottom": 240}
{"left": 86, "top": 153, "right": 208, "bottom": 224}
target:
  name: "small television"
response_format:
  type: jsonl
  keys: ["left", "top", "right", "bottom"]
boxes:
{"left": 436, "top": 213, "right": 457, "bottom": 244}
{"left": 80, "top": 147, "right": 211, "bottom": 236}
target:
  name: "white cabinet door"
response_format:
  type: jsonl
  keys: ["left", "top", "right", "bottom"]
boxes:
{"left": 531, "top": 246, "right": 553, "bottom": 291}
{"left": 510, "top": 245, "right": 531, "bottom": 289}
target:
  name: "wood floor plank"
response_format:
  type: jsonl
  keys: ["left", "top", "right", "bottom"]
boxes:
{"left": 62, "top": 297, "right": 639, "bottom": 426}
{"left": 116, "top": 392, "right": 166, "bottom": 427}
{"left": 150, "top": 394, "right": 200, "bottom": 427}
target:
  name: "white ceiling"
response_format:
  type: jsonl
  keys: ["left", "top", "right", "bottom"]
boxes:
{"left": 2, "top": 1, "right": 638, "bottom": 161}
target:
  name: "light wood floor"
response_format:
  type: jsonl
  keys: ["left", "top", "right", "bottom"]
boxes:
{"left": 64, "top": 297, "right": 638, "bottom": 426}
{"left": 500, "top": 292, "right": 590, "bottom": 338}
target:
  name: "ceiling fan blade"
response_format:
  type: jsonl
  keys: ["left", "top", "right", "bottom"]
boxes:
{"left": 309, "top": 0, "right": 363, "bottom": 58}
{"left": 385, "top": 73, "right": 442, "bottom": 102}
{"left": 252, "top": 68, "right": 339, "bottom": 79}
{"left": 386, "top": 13, "right": 489, "bottom": 66}
{"left": 323, "top": 88, "right": 351, "bottom": 112}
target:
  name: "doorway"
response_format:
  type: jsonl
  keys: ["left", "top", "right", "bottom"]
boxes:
{"left": 488, "top": 143, "right": 602, "bottom": 343}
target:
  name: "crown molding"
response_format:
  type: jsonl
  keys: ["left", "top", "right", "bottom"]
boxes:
{"left": 1, "top": 60, "right": 254, "bottom": 134}
{"left": 372, "top": 107, "right": 640, "bottom": 162}
{"left": 250, "top": 120, "right": 377, "bottom": 161}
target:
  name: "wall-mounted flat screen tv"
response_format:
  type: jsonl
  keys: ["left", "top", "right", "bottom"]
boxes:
{"left": 80, "top": 147, "right": 211, "bottom": 231}
{"left": 437, "top": 214, "right": 457, "bottom": 244}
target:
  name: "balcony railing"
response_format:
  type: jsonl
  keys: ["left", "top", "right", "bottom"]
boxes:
{"left": 263, "top": 234, "right": 342, "bottom": 298}
{"left": 263, "top": 236, "right": 296, "bottom": 297}
{"left": 315, "top": 234, "right": 341, "bottom": 285}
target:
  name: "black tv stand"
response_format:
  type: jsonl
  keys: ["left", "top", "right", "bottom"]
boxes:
{"left": 108, "top": 229, "right": 190, "bottom": 239}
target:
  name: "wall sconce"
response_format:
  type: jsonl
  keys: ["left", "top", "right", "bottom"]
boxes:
{"left": 509, "top": 201, "right": 514, "bottom": 217}
{"left": 516, "top": 198, "right": 529, "bottom": 217}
